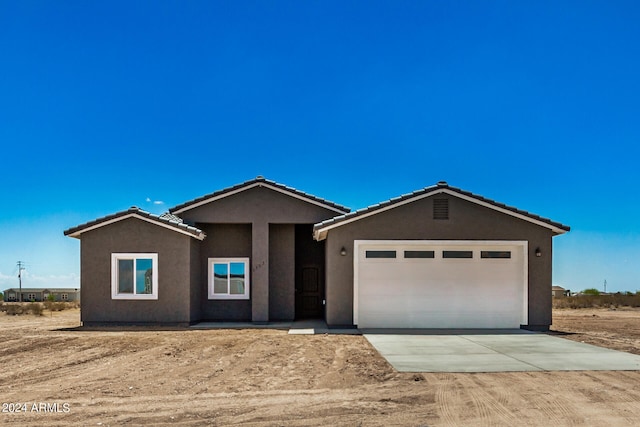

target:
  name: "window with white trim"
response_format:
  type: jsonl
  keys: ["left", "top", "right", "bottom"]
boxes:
{"left": 61, "top": 293, "right": 69, "bottom": 301}
{"left": 111, "top": 253, "right": 158, "bottom": 300}
{"left": 208, "top": 258, "right": 250, "bottom": 300}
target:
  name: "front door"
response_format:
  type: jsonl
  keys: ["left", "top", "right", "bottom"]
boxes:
{"left": 296, "top": 267, "right": 323, "bottom": 318}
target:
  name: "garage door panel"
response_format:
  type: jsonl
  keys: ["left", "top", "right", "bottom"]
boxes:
{"left": 356, "top": 242, "right": 526, "bottom": 329}
{"left": 359, "top": 308, "right": 522, "bottom": 329}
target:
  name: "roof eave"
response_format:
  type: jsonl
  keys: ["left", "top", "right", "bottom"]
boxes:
{"left": 64, "top": 212, "right": 206, "bottom": 241}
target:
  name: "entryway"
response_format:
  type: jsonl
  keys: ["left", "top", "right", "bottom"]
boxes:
{"left": 294, "top": 224, "right": 325, "bottom": 320}
{"left": 295, "top": 224, "right": 325, "bottom": 320}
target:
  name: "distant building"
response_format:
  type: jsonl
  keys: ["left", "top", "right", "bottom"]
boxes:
{"left": 3, "top": 288, "right": 80, "bottom": 302}
{"left": 552, "top": 285, "right": 569, "bottom": 298}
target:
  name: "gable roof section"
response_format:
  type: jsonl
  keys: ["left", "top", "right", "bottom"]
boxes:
{"left": 313, "top": 181, "right": 570, "bottom": 240}
{"left": 64, "top": 207, "right": 206, "bottom": 240}
{"left": 169, "top": 176, "right": 350, "bottom": 215}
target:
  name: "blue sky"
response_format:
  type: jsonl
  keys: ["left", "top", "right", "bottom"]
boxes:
{"left": 1, "top": 1, "right": 639, "bottom": 293}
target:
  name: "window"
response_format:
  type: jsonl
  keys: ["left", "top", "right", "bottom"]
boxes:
{"left": 27, "top": 293, "right": 36, "bottom": 301}
{"left": 208, "top": 258, "right": 250, "bottom": 300}
{"left": 365, "top": 250, "right": 397, "bottom": 259}
{"left": 111, "top": 253, "right": 158, "bottom": 300}
{"left": 61, "top": 293, "right": 69, "bottom": 301}
{"left": 443, "top": 250, "right": 473, "bottom": 259}
{"left": 481, "top": 251, "right": 511, "bottom": 259}
{"left": 433, "top": 198, "right": 449, "bottom": 220}
{"left": 404, "top": 250, "right": 435, "bottom": 259}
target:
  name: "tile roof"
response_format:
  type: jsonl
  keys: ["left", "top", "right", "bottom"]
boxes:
{"left": 159, "top": 212, "right": 184, "bottom": 223}
{"left": 64, "top": 207, "right": 206, "bottom": 240}
{"left": 169, "top": 176, "right": 350, "bottom": 215}
{"left": 313, "top": 181, "right": 571, "bottom": 240}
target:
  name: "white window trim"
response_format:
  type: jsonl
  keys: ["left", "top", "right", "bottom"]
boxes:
{"left": 208, "top": 257, "right": 250, "bottom": 300}
{"left": 111, "top": 253, "right": 158, "bottom": 300}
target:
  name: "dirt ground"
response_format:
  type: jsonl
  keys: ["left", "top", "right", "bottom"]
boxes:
{"left": 1, "top": 308, "right": 639, "bottom": 426}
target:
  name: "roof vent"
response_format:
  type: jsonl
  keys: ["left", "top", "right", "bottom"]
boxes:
{"left": 437, "top": 181, "right": 448, "bottom": 186}
{"left": 256, "top": 175, "right": 264, "bottom": 180}
{"left": 433, "top": 198, "right": 449, "bottom": 220}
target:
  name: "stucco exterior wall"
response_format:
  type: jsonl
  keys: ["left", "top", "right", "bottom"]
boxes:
{"left": 189, "top": 238, "right": 201, "bottom": 322}
{"left": 269, "top": 224, "right": 295, "bottom": 320}
{"left": 79, "top": 218, "right": 194, "bottom": 325}
{"left": 179, "top": 186, "right": 344, "bottom": 225}
{"left": 198, "top": 223, "right": 252, "bottom": 321}
{"left": 323, "top": 195, "right": 554, "bottom": 329}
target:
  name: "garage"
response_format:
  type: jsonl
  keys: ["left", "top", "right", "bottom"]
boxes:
{"left": 354, "top": 240, "right": 527, "bottom": 329}
{"left": 314, "top": 181, "right": 569, "bottom": 330}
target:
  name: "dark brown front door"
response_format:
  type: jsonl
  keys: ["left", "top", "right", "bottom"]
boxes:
{"left": 296, "top": 267, "right": 323, "bottom": 318}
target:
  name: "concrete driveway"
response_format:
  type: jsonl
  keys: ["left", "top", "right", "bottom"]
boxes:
{"left": 364, "top": 331, "right": 640, "bottom": 372}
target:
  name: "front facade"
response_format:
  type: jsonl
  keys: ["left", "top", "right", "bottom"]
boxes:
{"left": 65, "top": 177, "right": 569, "bottom": 330}
{"left": 3, "top": 288, "right": 80, "bottom": 302}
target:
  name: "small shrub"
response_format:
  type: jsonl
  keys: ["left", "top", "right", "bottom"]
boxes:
{"left": 26, "top": 302, "right": 43, "bottom": 316}
{"left": 47, "top": 294, "right": 56, "bottom": 302}
{"left": 2, "top": 301, "right": 78, "bottom": 316}
{"left": 5, "top": 305, "right": 24, "bottom": 315}
{"left": 52, "top": 302, "right": 66, "bottom": 311}
{"left": 44, "top": 301, "right": 75, "bottom": 312}
{"left": 553, "top": 294, "right": 640, "bottom": 309}
{"left": 582, "top": 288, "right": 601, "bottom": 296}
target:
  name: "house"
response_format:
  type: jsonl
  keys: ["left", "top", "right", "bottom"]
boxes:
{"left": 552, "top": 285, "right": 569, "bottom": 298}
{"left": 64, "top": 177, "right": 570, "bottom": 330}
{"left": 3, "top": 288, "right": 80, "bottom": 302}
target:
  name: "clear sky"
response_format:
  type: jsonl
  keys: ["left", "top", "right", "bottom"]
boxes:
{"left": 1, "top": 1, "right": 639, "bottom": 293}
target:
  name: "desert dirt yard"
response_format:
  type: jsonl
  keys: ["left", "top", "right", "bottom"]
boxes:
{"left": 0, "top": 308, "right": 639, "bottom": 426}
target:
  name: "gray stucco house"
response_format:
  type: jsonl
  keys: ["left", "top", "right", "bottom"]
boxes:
{"left": 64, "top": 176, "right": 569, "bottom": 330}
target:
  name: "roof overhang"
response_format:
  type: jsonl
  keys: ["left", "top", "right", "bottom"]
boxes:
{"left": 314, "top": 187, "right": 570, "bottom": 241}
{"left": 65, "top": 213, "right": 206, "bottom": 240}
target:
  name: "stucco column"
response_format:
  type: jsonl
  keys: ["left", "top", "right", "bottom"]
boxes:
{"left": 251, "top": 221, "right": 269, "bottom": 322}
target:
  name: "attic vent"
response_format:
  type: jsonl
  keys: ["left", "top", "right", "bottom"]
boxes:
{"left": 433, "top": 198, "right": 449, "bottom": 220}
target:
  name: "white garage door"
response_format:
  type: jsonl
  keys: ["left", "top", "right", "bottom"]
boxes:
{"left": 355, "top": 241, "right": 527, "bottom": 329}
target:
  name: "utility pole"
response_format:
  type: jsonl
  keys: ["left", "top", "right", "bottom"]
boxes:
{"left": 604, "top": 279, "right": 607, "bottom": 294}
{"left": 17, "top": 261, "right": 25, "bottom": 302}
